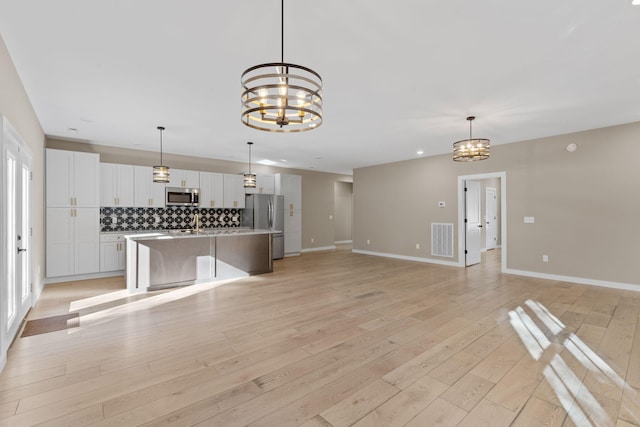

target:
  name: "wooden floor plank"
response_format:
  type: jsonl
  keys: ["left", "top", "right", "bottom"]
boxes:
{"left": 0, "top": 247, "right": 638, "bottom": 426}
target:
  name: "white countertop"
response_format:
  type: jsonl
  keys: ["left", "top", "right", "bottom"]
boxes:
{"left": 124, "top": 228, "right": 281, "bottom": 241}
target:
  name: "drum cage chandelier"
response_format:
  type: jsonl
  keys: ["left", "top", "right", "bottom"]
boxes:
{"left": 153, "top": 126, "right": 170, "bottom": 183}
{"left": 243, "top": 141, "right": 257, "bottom": 188}
{"left": 241, "top": 0, "right": 323, "bottom": 133}
{"left": 453, "top": 116, "right": 490, "bottom": 162}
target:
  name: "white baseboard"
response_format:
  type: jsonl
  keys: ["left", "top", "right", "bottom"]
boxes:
{"left": 503, "top": 268, "right": 640, "bottom": 292}
{"left": 283, "top": 253, "right": 300, "bottom": 258}
{"left": 45, "top": 271, "right": 125, "bottom": 285}
{"left": 352, "top": 249, "right": 460, "bottom": 267}
{"left": 301, "top": 245, "right": 336, "bottom": 253}
{"left": 335, "top": 240, "right": 353, "bottom": 244}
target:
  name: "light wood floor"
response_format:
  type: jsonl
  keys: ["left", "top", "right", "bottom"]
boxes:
{"left": 1, "top": 247, "right": 639, "bottom": 426}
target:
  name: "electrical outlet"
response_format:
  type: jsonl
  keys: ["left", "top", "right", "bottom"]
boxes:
{"left": 311, "top": 237, "right": 314, "bottom": 243}
{"left": 366, "top": 239, "right": 370, "bottom": 245}
{"left": 416, "top": 243, "right": 420, "bottom": 249}
{"left": 542, "top": 255, "right": 549, "bottom": 262}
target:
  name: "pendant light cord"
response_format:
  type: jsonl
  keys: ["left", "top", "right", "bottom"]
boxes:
{"left": 157, "top": 126, "right": 165, "bottom": 165}
{"left": 281, "top": 0, "right": 284, "bottom": 65}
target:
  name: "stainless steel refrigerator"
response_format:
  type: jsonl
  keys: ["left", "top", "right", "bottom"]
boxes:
{"left": 242, "top": 194, "right": 284, "bottom": 259}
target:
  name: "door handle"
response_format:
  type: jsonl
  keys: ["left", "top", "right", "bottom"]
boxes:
{"left": 478, "top": 225, "right": 483, "bottom": 228}
{"left": 17, "top": 247, "right": 27, "bottom": 253}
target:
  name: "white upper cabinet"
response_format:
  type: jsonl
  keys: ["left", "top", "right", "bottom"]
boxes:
{"left": 223, "top": 174, "right": 245, "bottom": 209}
{"left": 133, "top": 166, "right": 165, "bottom": 207}
{"left": 245, "top": 174, "right": 275, "bottom": 195}
{"left": 199, "top": 172, "right": 224, "bottom": 208}
{"left": 100, "top": 163, "right": 134, "bottom": 206}
{"left": 169, "top": 168, "right": 199, "bottom": 188}
{"left": 275, "top": 173, "right": 302, "bottom": 211}
{"left": 46, "top": 149, "right": 100, "bottom": 207}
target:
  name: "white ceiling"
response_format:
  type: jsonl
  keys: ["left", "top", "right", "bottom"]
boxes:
{"left": 1, "top": 0, "right": 639, "bottom": 175}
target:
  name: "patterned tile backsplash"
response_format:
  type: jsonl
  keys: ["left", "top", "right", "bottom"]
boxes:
{"left": 100, "top": 207, "right": 242, "bottom": 232}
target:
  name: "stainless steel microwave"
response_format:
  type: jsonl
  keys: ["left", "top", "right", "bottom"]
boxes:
{"left": 166, "top": 187, "right": 200, "bottom": 206}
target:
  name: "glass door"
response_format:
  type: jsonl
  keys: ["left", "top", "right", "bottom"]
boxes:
{"left": 1, "top": 117, "right": 32, "bottom": 359}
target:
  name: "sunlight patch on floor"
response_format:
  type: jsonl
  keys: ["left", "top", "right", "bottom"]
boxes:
{"left": 510, "top": 299, "right": 639, "bottom": 426}
{"left": 69, "top": 277, "right": 242, "bottom": 331}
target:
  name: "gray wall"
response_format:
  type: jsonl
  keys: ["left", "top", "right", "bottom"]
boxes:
{"left": 334, "top": 181, "right": 353, "bottom": 243}
{"left": 46, "top": 138, "right": 352, "bottom": 251}
{"left": 353, "top": 121, "right": 640, "bottom": 287}
{"left": 0, "top": 35, "right": 46, "bottom": 298}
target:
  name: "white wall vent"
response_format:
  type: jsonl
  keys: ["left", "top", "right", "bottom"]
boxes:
{"left": 431, "top": 223, "right": 454, "bottom": 258}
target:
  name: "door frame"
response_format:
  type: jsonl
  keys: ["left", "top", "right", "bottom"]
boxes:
{"left": 485, "top": 186, "right": 497, "bottom": 250}
{"left": 457, "top": 172, "right": 507, "bottom": 271}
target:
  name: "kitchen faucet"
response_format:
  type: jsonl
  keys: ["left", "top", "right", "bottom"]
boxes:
{"left": 193, "top": 213, "right": 200, "bottom": 233}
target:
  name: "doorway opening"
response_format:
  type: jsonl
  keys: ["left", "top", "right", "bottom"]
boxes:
{"left": 457, "top": 172, "right": 506, "bottom": 272}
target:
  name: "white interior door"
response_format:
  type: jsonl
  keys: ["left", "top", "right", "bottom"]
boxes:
{"left": 2, "top": 118, "right": 33, "bottom": 359}
{"left": 465, "top": 180, "right": 482, "bottom": 266}
{"left": 485, "top": 187, "right": 497, "bottom": 250}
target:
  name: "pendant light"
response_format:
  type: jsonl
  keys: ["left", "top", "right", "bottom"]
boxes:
{"left": 243, "top": 142, "right": 257, "bottom": 188}
{"left": 453, "top": 116, "right": 490, "bottom": 162}
{"left": 153, "top": 126, "right": 170, "bottom": 183}
{"left": 241, "top": 0, "right": 323, "bottom": 132}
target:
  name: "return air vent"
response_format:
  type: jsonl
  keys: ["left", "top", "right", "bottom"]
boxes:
{"left": 431, "top": 223, "right": 454, "bottom": 258}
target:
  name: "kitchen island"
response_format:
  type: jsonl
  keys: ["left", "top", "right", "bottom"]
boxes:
{"left": 125, "top": 228, "right": 277, "bottom": 293}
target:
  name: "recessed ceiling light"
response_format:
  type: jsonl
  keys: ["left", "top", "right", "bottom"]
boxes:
{"left": 417, "top": 150, "right": 424, "bottom": 155}
{"left": 280, "top": 159, "right": 288, "bottom": 163}
{"left": 633, "top": 0, "right": 640, "bottom": 5}
{"left": 257, "top": 159, "right": 278, "bottom": 166}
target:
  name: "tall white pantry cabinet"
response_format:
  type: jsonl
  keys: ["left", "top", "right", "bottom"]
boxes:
{"left": 275, "top": 174, "right": 302, "bottom": 255}
{"left": 46, "top": 149, "right": 100, "bottom": 278}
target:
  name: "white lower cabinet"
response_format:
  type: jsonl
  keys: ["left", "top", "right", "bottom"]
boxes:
{"left": 284, "top": 208, "right": 302, "bottom": 254}
{"left": 46, "top": 208, "right": 100, "bottom": 277}
{"left": 276, "top": 174, "right": 302, "bottom": 255}
{"left": 100, "top": 233, "right": 125, "bottom": 272}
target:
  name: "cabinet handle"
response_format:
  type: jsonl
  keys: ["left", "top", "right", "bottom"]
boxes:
{"left": 290, "top": 210, "right": 293, "bottom": 217}
{"left": 148, "top": 198, "right": 151, "bottom": 206}
{"left": 71, "top": 197, "right": 74, "bottom": 206}
{"left": 259, "top": 187, "right": 263, "bottom": 193}
{"left": 70, "top": 209, "right": 74, "bottom": 217}
{"left": 210, "top": 200, "right": 214, "bottom": 207}
{"left": 117, "top": 197, "right": 120, "bottom": 205}
{"left": 290, "top": 203, "right": 294, "bottom": 210}
{"left": 234, "top": 201, "right": 237, "bottom": 208}
{"left": 74, "top": 197, "right": 77, "bottom": 206}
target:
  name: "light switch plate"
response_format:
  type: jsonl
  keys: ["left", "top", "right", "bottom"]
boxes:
{"left": 524, "top": 216, "right": 535, "bottom": 224}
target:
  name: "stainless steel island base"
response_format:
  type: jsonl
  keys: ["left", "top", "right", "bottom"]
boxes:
{"left": 125, "top": 229, "right": 275, "bottom": 293}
